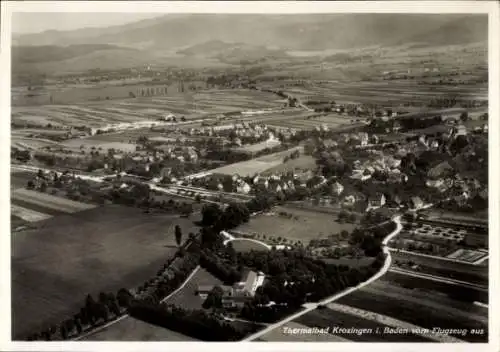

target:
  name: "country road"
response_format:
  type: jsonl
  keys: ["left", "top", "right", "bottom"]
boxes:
{"left": 243, "top": 215, "right": 403, "bottom": 341}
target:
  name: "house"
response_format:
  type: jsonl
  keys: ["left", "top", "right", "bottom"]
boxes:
{"left": 343, "top": 195, "right": 357, "bottom": 207}
{"left": 455, "top": 124, "right": 468, "bottom": 137}
{"left": 196, "top": 285, "right": 216, "bottom": 298}
{"left": 409, "top": 196, "right": 424, "bottom": 210}
{"left": 233, "top": 270, "right": 265, "bottom": 297}
{"left": 331, "top": 181, "right": 344, "bottom": 196}
{"left": 350, "top": 170, "right": 372, "bottom": 181}
{"left": 236, "top": 182, "right": 251, "bottom": 194}
{"left": 428, "top": 161, "right": 454, "bottom": 179}
{"left": 392, "top": 121, "right": 402, "bottom": 132}
{"left": 367, "top": 193, "right": 386, "bottom": 210}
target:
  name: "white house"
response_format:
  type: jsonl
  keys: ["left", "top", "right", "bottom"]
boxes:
{"left": 236, "top": 182, "right": 251, "bottom": 194}
{"left": 331, "top": 181, "right": 344, "bottom": 196}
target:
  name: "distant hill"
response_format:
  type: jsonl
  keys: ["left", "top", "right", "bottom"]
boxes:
{"left": 177, "top": 40, "right": 289, "bottom": 63}
{"left": 12, "top": 44, "right": 137, "bottom": 64}
{"left": 14, "top": 14, "right": 487, "bottom": 50}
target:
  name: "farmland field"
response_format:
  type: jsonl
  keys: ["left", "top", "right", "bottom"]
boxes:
{"left": 11, "top": 188, "right": 96, "bottom": 213}
{"left": 390, "top": 250, "right": 488, "bottom": 282}
{"left": 261, "top": 321, "right": 351, "bottom": 342}
{"left": 261, "top": 155, "right": 316, "bottom": 175}
{"left": 162, "top": 268, "right": 222, "bottom": 310}
{"left": 11, "top": 204, "right": 53, "bottom": 223}
{"left": 335, "top": 277, "right": 488, "bottom": 342}
{"left": 293, "top": 307, "right": 434, "bottom": 342}
{"left": 10, "top": 171, "right": 37, "bottom": 190}
{"left": 11, "top": 205, "right": 199, "bottom": 338}
{"left": 236, "top": 206, "right": 356, "bottom": 243}
{"left": 82, "top": 316, "right": 197, "bottom": 341}
{"left": 206, "top": 146, "right": 303, "bottom": 177}
{"left": 385, "top": 270, "right": 488, "bottom": 304}
{"left": 11, "top": 89, "right": 284, "bottom": 127}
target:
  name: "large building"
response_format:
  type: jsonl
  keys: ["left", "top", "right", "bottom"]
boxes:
{"left": 196, "top": 270, "right": 265, "bottom": 308}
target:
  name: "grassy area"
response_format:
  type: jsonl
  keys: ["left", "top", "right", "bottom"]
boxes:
{"left": 162, "top": 268, "right": 222, "bottom": 310}
{"left": 236, "top": 206, "right": 356, "bottom": 244}
{"left": 82, "top": 316, "right": 197, "bottom": 341}
{"left": 11, "top": 205, "right": 198, "bottom": 338}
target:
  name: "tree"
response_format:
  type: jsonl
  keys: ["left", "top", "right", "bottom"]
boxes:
{"left": 202, "top": 286, "right": 224, "bottom": 310}
{"left": 175, "top": 225, "right": 183, "bottom": 246}
{"left": 60, "top": 324, "right": 68, "bottom": 340}
{"left": 460, "top": 111, "right": 469, "bottom": 122}
{"left": 26, "top": 180, "right": 35, "bottom": 190}
{"left": 40, "top": 182, "right": 48, "bottom": 192}
{"left": 74, "top": 316, "right": 82, "bottom": 334}
{"left": 202, "top": 204, "right": 222, "bottom": 227}
{"left": 117, "top": 288, "right": 133, "bottom": 308}
{"left": 221, "top": 202, "right": 251, "bottom": 229}
{"left": 37, "top": 169, "right": 44, "bottom": 178}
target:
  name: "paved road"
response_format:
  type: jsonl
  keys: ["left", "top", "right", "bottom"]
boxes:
{"left": 243, "top": 215, "right": 402, "bottom": 341}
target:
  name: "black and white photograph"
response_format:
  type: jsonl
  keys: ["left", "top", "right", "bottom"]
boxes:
{"left": 1, "top": 1, "right": 499, "bottom": 350}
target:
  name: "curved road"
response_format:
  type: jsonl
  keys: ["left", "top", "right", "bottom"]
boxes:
{"left": 243, "top": 215, "right": 402, "bottom": 341}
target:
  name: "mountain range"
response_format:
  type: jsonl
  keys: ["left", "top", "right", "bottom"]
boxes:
{"left": 12, "top": 14, "right": 488, "bottom": 74}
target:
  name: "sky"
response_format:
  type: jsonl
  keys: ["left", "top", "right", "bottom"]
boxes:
{"left": 11, "top": 13, "right": 162, "bottom": 34}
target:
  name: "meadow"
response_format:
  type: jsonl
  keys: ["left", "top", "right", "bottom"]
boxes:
{"left": 11, "top": 205, "right": 198, "bottom": 338}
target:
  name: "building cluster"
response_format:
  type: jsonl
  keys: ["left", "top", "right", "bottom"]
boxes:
{"left": 196, "top": 270, "right": 265, "bottom": 309}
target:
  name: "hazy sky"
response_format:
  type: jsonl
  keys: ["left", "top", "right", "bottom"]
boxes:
{"left": 12, "top": 13, "right": 162, "bottom": 34}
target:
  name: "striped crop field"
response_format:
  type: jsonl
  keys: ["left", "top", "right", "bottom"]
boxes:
{"left": 12, "top": 89, "right": 283, "bottom": 128}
